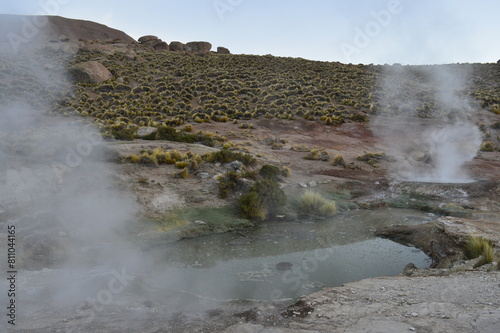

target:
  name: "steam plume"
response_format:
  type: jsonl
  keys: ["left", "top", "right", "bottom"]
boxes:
{"left": 371, "top": 64, "right": 483, "bottom": 183}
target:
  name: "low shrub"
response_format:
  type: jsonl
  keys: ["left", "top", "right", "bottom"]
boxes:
{"left": 218, "top": 171, "right": 242, "bottom": 199}
{"left": 156, "top": 125, "right": 224, "bottom": 147}
{"left": 239, "top": 179, "right": 286, "bottom": 220}
{"left": 259, "top": 164, "right": 282, "bottom": 181}
{"left": 204, "top": 148, "right": 257, "bottom": 166}
{"left": 356, "top": 152, "right": 386, "bottom": 167}
{"left": 239, "top": 191, "right": 267, "bottom": 220}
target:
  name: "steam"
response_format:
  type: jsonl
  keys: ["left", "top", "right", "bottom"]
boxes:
{"left": 0, "top": 22, "right": 153, "bottom": 327}
{"left": 0, "top": 22, "right": 228, "bottom": 331}
{"left": 371, "top": 64, "right": 483, "bottom": 183}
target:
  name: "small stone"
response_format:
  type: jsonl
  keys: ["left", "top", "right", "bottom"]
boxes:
{"left": 194, "top": 220, "right": 207, "bottom": 225}
{"left": 411, "top": 312, "right": 419, "bottom": 317}
{"left": 197, "top": 172, "right": 210, "bottom": 179}
{"left": 299, "top": 183, "right": 308, "bottom": 188}
{"left": 227, "top": 160, "right": 244, "bottom": 171}
{"left": 308, "top": 180, "right": 318, "bottom": 187}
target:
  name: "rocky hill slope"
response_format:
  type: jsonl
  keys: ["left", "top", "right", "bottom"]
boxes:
{"left": 0, "top": 14, "right": 136, "bottom": 45}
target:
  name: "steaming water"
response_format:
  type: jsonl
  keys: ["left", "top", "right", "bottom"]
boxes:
{"left": 2, "top": 208, "right": 434, "bottom": 331}
{"left": 408, "top": 123, "right": 482, "bottom": 184}
{"left": 146, "top": 208, "right": 433, "bottom": 300}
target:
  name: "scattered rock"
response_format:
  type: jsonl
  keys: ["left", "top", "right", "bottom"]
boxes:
{"left": 123, "top": 49, "right": 137, "bottom": 60}
{"left": 217, "top": 46, "right": 230, "bottom": 54}
{"left": 276, "top": 262, "right": 293, "bottom": 270}
{"left": 227, "top": 160, "right": 244, "bottom": 171}
{"left": 194, "top": 220, "right": 207, "bottom": 225}
{"left": 169, "top": 41, "right": 185, "bottom": 51}
{"left": 185, "top": 41, "right": 212, "bottom": 53}
{"left": 299, "top": 183, "right": 308, "bottom": 188}
{"left": 403, "top": 263, "right": 417, "bottom": 276}
{"left": 70, "top": 61, "right": 112, "bottom": 84}
{"left": 197, "top": 172, "right": 210, "bottom": 179}
{"left": 308, "top": 180, "right": 318, "bottom": 187}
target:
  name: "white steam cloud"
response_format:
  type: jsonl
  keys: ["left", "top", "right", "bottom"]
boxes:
{"left": 371, "top": 64, "right": 483, "bottom": 183}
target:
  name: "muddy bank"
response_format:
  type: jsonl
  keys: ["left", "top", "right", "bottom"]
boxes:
{"left": 376, "top": 216, "right": 500, "bottom": 268}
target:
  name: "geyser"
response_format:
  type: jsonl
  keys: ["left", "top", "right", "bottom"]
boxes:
{"left": 371, "top": 64, "right": 483, "bottom": 183}
{"left": 419, "top": 123, "right": 482, "bottom": 183}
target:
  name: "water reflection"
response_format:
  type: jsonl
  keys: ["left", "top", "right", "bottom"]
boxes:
{"left": 152, "top": 208, "right": 435, "bottom": 300}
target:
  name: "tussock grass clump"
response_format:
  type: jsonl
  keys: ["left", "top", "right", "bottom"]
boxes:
{"left": 332, "top": 154, "right": 347, "bottom": 168}
{"left": 177, "top": 167, "right": 189, "bottom": 179}
{"left": 281, "top": 166, "right": 292, "bottom": 177}
{"left": 299, "top": 190, "right": 337, "bottom": 217}
{"left": 356, "top": 152, "right": 386, "bottom": 167}
{"left": 128, "top": 154, "right": 140, "bottom": 163}
{"left": 304, "top": 148, "right": 329, "bottom": 161}
{"left": 480, "top": 141, "right": 495, "bottom": 152}
{"left": 204, "top": 148, "right": 257, "bottom": 167}
{"left": 466, "top": 235, "right": 496, "bottom": 267}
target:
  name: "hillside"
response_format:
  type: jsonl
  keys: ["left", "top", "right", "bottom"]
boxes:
{"left": 0, "top": 14, "right": 136, "bottom": 45}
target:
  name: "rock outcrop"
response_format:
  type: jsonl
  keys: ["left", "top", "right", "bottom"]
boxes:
{"left": 169, "top": 41, "right": 185, "bottom": 51}
{"left": 70, "top": 61, "right": 112, "bottom": 84}
{"left": 138, "top": 35, "right": 159, "bottom": 44}
{"left": 217, "top": 46, "right": 230, "bottom": 54}
{"left": 0, "top": 14, "right": 136, "bottom": 44}
{"left": 185, "top": 41, "right": 212, "bottom": 53}
{"left": 152, "top": 41, "right": 169, "bottom": 50}
{"left": 138, "top": 35, "right": 169, "bottom": 51}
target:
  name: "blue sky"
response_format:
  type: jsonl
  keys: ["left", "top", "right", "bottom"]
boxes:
{"left": 2, "top": 0, "right": 500, "bottom": 64}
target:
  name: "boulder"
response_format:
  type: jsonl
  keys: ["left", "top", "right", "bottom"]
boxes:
{"left": 70, "top": 61, "right": 112, "bottom": 84}
{"left": 123, "top": 49, "right": 137, "bottom": 60}
{"left": 138, "top": 35, "right": 159, "bottom": 44}
{"left": 217, "top": 46, "right": 230, "bottom": 54}
{"left": 169, "top": 41, "right": 185, "bottom": 51}
{"left": 227, "top": 160, "right": 244, "bottom": 171}
{"left": 153, "top": 41, "right": 169, "bottom": 50}
{"left": 185, "top": 41, "right": 212, "bottom": 53}
{"left": 136, "top": 127, "right": 158, "bottom": 138}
